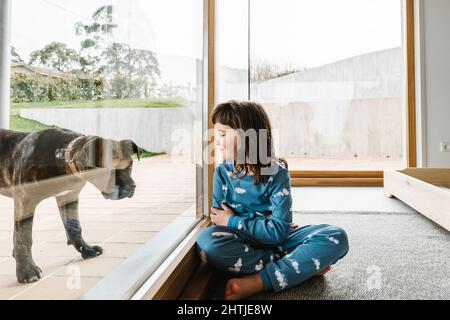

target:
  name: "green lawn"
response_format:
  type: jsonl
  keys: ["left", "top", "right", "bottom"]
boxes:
{"left": 12, "top": 98, "right": 185, "bottom": 110}
{"left": 10, "top": 104, "right": 55, "bottom": 132}
{"left": 140, "top": 150, "right": 165, "bottom": 158}
{"left": 9, "top": 98, "right": 179, "bottom": 158}
{"left": 10, "top": 113, "right": 55, "bottom": 132}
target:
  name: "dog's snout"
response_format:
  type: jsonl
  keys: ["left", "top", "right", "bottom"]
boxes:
{"left": 118, "top": 184, "right": 136, "bottom": 199}
{"left": 101, "top": 184, "right": 135, "bottom": 200}
{"left": 124, "top": 185, "right": 136, "bottom": 197}
{"left": 121, "top": 184, "right": 136, "bottom": 192}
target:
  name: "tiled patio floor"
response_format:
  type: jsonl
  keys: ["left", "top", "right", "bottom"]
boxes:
{"left": 0, "top": 155, "right": 196, "bottom": 300}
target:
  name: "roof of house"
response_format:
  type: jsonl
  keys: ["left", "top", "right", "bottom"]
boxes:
{"left": 11, "top": 62, "right": 88, "bottom": 79}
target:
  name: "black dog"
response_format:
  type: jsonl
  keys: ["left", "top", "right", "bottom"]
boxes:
{"left": 0, "top": 128, "right": 140, "bottom": 283}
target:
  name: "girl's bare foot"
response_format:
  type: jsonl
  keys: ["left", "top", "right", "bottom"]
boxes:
{"left": 317, "top": 266, "right": 331, "bottom": 276}
{"left": 224, "top": 273, "right": 264, "bottom": 300}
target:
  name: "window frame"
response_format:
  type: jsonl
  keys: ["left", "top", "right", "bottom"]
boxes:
{"left": 214, "top": 0, "right": 417, "bottom": 186}
{"left": 287, "top": 0, "right": 417, "bottom": 186}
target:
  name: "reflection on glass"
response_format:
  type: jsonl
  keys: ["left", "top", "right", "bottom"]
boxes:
{"left": 218, "top": 0, "right": 404, "bottom": 170}
{"left": 1, "top": 0, "right": 204, "bottom": 299}
{"left": 217, "top": 0, "right": 249, "bottom": 102}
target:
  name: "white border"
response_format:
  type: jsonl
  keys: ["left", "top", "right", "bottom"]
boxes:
{"left": 0, "top": 0, "right": 11, "bottom": 129}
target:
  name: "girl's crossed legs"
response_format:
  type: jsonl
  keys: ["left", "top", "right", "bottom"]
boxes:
{"left": 196, "top": 223, "right": 349, "bottom": 299}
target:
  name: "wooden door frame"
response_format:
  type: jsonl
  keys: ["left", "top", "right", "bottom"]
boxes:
{"left": 208, "top": 0, "right": 417, "bottom": 188}
{"left": 150, "top": 0, "right": 216, "bottom": 300}
{"left": 289, "top": 0, "right": 417, "bottom": 187}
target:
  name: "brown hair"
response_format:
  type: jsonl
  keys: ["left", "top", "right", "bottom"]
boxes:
{"left": 211, "top": 100, "right": 288, "bottom": 184}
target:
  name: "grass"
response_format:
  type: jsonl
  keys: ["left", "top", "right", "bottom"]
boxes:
{"left": 139, "top": 150, "right": 165, "bottom": 159}
{"left": 10, "top": 105, "right": 55, "bottom": 132}
{"left": 12, "top": 98, "right": 185, "bottom": 111}
{"left": 10, "top": 113, "right": 55, "bottom": 132}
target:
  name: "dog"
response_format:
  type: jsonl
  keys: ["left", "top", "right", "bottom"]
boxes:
{"left": 0, "top": 128, "right": 140, "bottom": 283}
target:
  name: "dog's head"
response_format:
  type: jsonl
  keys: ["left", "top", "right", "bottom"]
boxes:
{"left": 72, "top": 136, "right": 140, "bottom": 200}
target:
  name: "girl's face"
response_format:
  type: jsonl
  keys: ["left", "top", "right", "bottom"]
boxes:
{"left": 214, "top": 123, "right": 239, "bottom": 161}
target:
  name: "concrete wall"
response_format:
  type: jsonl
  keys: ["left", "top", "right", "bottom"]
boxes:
{"left": 21, "top": 48, "right": 405, "bottom": 159}
{"left": 21, "top": 107, "right": 197, "bottom": 155}
{"left": 265, "top": 98, "right": 403, "bottom": 159}
{"left": 218, "top": 65, "right": 248, "bottom": 102}
{"left": 216, "top": 47, "right": 404, "bottom": 160}
{"left": 21, "top": 98, "right": 402, "bottom": 159}
{"left": 254, "top": 48, "right": 402, "bottom": 103}
{"left": 415, "top": 0, "right": 450, "bottom": 167}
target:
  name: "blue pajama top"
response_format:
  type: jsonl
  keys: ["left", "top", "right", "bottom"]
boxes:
{"left": 212, "top": 160, "right": 293, "bottom": 245}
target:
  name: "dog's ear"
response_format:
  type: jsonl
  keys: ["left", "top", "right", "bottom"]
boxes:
{"left": 120, "top": 139, "right": 141, "bottom": 161}
{"left": 133, "top": 142, "right": 141, "bottom": 161}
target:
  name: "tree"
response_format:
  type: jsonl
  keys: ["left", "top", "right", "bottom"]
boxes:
{"left": 74, "top": 5, "right": 161, "bottom": 98}
{"left": 75, "top": 5, "right": 117, "bottom": 73}
{"left": 101, "top": 42, "right": 160, "bottom": 98}
{"left": 29, "top": 42, "right": 80, "bottom": 73}
{"left": 124, "top": 47, "right": 160, "bottom": 97}
{"left": 11, "top": 46, "right": 24, "bottom": 63}
{"left": 250, "top": 60, "right": 301, "bottom": 82}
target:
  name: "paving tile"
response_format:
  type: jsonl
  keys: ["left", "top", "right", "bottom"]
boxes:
{"left": 0, "top": 242, "right": 12, "bottom": 257}
{"left": 49, "top": 229, "right": 120, "bottom": 244}
{"left": 11, "top": 276, "right": 103, "bottom": 300}
{"left": 100, "top": 243, "right": 142, "bottom": 258}
{"left": 0, "top": 156, "right": 196, "bottom": 299}
{"left": 33, "top": 230, "right": 66, "bottom": 242}
{"left": 54, "top": 257, "right": 125, "bottom": 277}
{"left": 0, "top": 256, "right": 74, "bottom": 277}
{"left": 0, "top": 275, "right": 29, "bottom": 299}
{"left": 32, "top": 243, "right": 81, "bottom": 259}
{"left": 107, "top": 231, "right": 157, "bottom": 244}
{"left": 0, "top": 231, "right": 12, "bottom": 242}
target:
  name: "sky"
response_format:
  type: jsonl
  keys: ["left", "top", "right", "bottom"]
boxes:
{"left": 12, "top": 0, "right": 204, "bottom": 85}
{"left": 12, "top": 0, "right": 204, "bottom": 59}
{"left": 218, "top": 0, "right": 403, "bottom": 69}
{"left": 11, "top": 0, "right": 403, "bottom": 82}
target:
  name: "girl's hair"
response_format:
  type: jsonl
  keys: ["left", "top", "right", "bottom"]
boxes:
{"left": 211, "top": 100, "right": 288, "bottom": 184}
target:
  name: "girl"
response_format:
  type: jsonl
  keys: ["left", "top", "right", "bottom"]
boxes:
{"left": 196, "top": 101, "right": 349, "bottom": 300}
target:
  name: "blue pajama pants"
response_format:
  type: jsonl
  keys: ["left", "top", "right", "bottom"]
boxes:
{"left": 196, "top": 224, "right": 349, "bottom": 292}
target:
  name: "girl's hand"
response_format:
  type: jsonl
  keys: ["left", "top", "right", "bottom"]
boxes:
{"left": 290, "top": 223, "right": 298, "bottom": 231}
{"left": 210, "top": 201, "right": 234, "bottom": 226}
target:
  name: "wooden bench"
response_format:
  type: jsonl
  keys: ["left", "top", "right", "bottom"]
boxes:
{"left": 384, "top": 168, "right": 450, "bottom": 231}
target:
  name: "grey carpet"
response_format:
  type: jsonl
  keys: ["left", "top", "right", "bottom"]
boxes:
{"left": 214, "top": 210, "right": 450, "bottom": 300}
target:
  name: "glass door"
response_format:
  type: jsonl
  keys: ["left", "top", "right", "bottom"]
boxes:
{"left": 1, "top": 0, "right": 206, "bottom": 299}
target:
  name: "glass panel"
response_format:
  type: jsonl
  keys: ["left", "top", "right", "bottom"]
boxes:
{"left": 1, "top": 0, "right": 204, "bottom": 299}
{"left": 217, "top": 0, "right": 249, "bottom": 102}
{"left": 217, "top": 0, "right": 405, "bottom": 171}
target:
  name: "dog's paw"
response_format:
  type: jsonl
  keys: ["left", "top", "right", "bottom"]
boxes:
{"left": 80, "top": 245, "right": 103, "bottom": 259}
{"left": 17, "top": 264, "right": 42, "bottom": 284}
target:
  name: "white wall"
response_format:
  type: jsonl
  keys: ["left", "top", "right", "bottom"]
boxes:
{"left": 416, "top": 0, "right": 450, "bottom": 167}
{"left": 20, "top": 108, "right": 197, "bottom": 155}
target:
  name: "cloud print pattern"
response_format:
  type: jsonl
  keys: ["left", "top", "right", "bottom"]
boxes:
{"left": 196, "top": 160, "right": 349, "bottom": 293}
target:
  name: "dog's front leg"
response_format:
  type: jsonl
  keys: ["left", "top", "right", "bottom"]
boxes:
{"left": 56, "top": 193, "right": 103, "bottom": 259}
{"left": 13, "top": 209, "right": 42, "bottom": 283}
